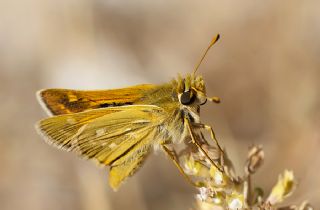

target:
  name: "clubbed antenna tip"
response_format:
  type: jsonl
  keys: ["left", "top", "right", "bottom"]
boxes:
{"left": 193, "top": 34, "right": 221, "bottom": 75}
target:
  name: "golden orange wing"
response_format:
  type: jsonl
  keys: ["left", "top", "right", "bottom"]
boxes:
{"left": 37, "top": 84, "right": 156, "bottom": 116}
{"left": 36, "top": 105, "right": 164, "bottom": 189}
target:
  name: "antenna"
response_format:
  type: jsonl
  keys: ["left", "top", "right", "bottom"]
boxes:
{"left": 192, "top": 34, "right": 220, "bottom": 75}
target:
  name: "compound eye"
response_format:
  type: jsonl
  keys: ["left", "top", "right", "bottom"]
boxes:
{"left": 180, "top": 91, "right": 194, "bottom": 105}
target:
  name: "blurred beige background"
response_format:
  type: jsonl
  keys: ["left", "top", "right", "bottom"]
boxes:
{"left": 0, "top": 1, "right": 319, "bottom": 209}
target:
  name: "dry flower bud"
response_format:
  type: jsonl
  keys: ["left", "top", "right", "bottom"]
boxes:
{"left": 245, "top": 145, "right": 264, "bottom": 175}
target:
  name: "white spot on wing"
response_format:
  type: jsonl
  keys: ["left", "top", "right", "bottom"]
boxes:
{"left": 66, "top": 117, "right": 76, "bottom": 125}
{"left": 109, "top": 143, "right": 117, "bottom": 149}
{"left": 96, "top": 128, "right": 106, "bottom": 137}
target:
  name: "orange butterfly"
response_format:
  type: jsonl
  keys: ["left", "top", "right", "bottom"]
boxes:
{"left": 36, "top": 35, "right": 223, "bottom": 190}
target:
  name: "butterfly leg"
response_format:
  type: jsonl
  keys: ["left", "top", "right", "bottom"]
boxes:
{"left": 185, "top": 119, "right": 224, "bottom": 172}
{"left": 161, "top": 144, "right": 200, "bottom": 187}
{"left": 192, "top": 123, "right": 224, "bottom": 154}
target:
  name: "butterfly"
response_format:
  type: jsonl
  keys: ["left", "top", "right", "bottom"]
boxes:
{"left": 36, "top": 34, "right": 223, "bottom": 190}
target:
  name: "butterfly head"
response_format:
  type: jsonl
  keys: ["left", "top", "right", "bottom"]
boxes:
{"left": 172, "top": 35, "right": 221, "bottom": 107}
{"left": 175, "top": 74, "right": 219, "bottom": 107}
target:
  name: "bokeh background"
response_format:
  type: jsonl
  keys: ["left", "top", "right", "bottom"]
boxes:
{"left": 0, "top": 1, "right": 319, "bottom": 209}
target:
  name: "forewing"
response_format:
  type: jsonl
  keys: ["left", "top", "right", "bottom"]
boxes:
{"left": 37, "top": 84, "right": 156, "bottom": 115}
{"left": 36, "top": 105, "right": 163, "bottom": 167}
